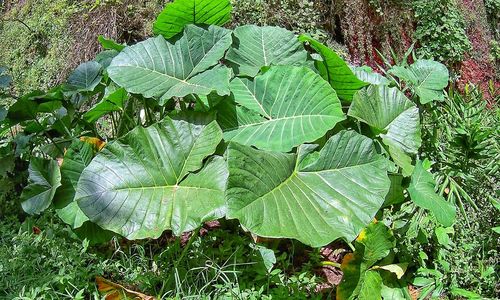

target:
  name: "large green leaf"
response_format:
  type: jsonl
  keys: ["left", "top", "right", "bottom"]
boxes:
{"left": 21, "top": 158, "right": 61, "bottom": 215}
{"left": 54, "top": 139, "right": 115, "bottom": 244}
{"left": 298, "top": 35, "right": 368, "bottom": 101}
{"left": 76, "top": 115, "right": 227, "bottom": 239}
{"left": 108, "top": 25, "right": 232, "bottom": 104}
{"left": 389, "top": 60, "right": 449, "bottom": 104}
{"left": 218, "top": 66, "right": 345, "bottom": 152}
{"left": 348, "top": 85, "right": 422, "bottom": 156}
{"left": 153, "top": 0, "right": 232, "bottom": 39}
{"left": 226, "top": 25, "right": 308, "bottom": 77}
{"left": 408, "top": 161, "right": 456, "bottom": 227}
{"left": 66, "top": 61, "right": 103, "bottom": 92}
{"left": 226, "top": 130, "right": 390, "bottom": 247}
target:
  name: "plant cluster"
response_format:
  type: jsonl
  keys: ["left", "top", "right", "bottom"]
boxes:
{"left": 231, "top": 0, "right": 328, "bottom": 42}
{"left": 412, "top": 0, "right": 472, "bottom": 64}
{"left": 0, "top": 213, "right": 324, "bottom": 299}
{"left": 1, "top": 0, "right": 498, "bottom": 298}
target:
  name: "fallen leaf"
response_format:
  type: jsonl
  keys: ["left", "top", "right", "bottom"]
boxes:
{"left": 96, "top": 277, "right": 155, "bottom": 300}
{"left": 32, "top": 226, "right": 41, "bottom": 235}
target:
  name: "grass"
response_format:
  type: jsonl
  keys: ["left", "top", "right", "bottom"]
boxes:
{"left": 0, "top": 211, "right": 323, "bottom": 299}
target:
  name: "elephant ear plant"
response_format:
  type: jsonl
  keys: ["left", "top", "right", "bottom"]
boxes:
{"left": 1, "top": 0, "right": 455, "bottom": 296}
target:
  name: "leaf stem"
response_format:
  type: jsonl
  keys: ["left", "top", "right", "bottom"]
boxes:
{"left": 35, "top": 118, "right": 64, "bottom": 156}
{"left": 320, "top": 261, "right": 341, "bottom": 269}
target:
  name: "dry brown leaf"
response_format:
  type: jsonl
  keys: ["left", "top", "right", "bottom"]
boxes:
{"left": 96, "top": 277, "right": 155, "bottom": 300}
{"left": 80, "top": 136, "right": 106, "bottom": 151}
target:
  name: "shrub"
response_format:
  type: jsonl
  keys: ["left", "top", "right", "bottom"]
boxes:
{"left": 412, "top": 0, "right": 472, "bottom": 63}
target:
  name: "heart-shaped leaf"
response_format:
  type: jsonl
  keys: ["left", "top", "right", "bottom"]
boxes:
{"left": 348, "top": 85, "right": 421, "bottom": 175}
{"left": 390, "top": 60, "right": 449, "bottom": 104}
{"left": 153, "top": 0, "right": 232, "bottom": 39}
{"left": 108, "top": 25, "right": 232, "bottom": 104}
{"left": 218, "top": 65, "right": 345, "bottom": 152}
{"left": 66, "top": 61, "right": 103, "bottom": 92}
{"left": 226, "top": 25, "right": 308, "bottom": 77}
{"left": 54, "top": 140, "right": 101, "bottom": 228}
{"left": 226, "top": 130, "right": 390, "bottom": 247}
{"left": 76, "top": 114, "right": 227, "bottom": 239}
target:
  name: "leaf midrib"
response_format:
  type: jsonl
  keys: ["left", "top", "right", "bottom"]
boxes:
{"left": 234, "top": 159, "right": 384, "bottom": 212}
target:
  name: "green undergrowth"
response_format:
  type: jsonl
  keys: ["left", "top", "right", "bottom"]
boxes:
{"left": 0, "top": 212, "right": 324, "bottom": 299}
{"left": 0, "top": 0, "right": 80, "bottom": 96}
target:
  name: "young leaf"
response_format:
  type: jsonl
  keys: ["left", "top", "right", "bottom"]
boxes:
{"left": 219, "top": 66, "right": 345, "bottom": 152}
{"left": 226, "top": 131, "right": 390, "bottom": 247}
{"left": 298, "top": 35, "right": 368, "bottom": 101}
{"left": 250, "top": 244, "right": 276, "bottom": 272}
{"left": 374, "top": 263, "right": 408, "bottom": 279}
{"left": 353, "top": 66, "right": 390, "bottom": 86}
{"left": 83, "top": 84, "right": 128, "bottom": 123}
{"left": 76, "top": 115, "right": 227, "bottom": 239}
{"left": 226, "top": 25, "right": 308, "bottom": 77}
{"left": 108, "top": 25, "right": 232, "bottom": 104}
{"left": 337, "top": 222, "right": 395, "bottom": 300}
{"left": 408, "top": 161, "right": 456, "bottom": 227}
{"left": 66, "top": 61, "right": 103, "bottom": 92}
{"left": 21, "top": 158, "right": 62, "bottom": 215}
{"left": 357, "top": 222, "right": 395, "bottom": 266}
{"left": 98, "top": 35, "right": 126, "bottom": 52}
{"left": 389, "top": 60, "right": 449, "bottom": 104}
{"left": 153, "top": 0, "right": 232, "bottom": 39}
{"left": 348, "top": 85, "right": 422, "bottom": 155}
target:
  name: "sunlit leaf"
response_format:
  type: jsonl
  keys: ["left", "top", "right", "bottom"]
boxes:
{"left": 76, "top": 114, "right": 227, "bottom": 239}
{"left": 218, "top": 66, "right": 345, "bottom": 152}
{"left": 299, "top": 35, "right": 368, "bottom": 101}
{"left": 98, "top": 35, "right": 126, "bottom": 52}
{"left": 108, "top": 25, "right": 232, "bottom": 104}
{"left": 153, "top": 0, "right": 232, "bottom": 39}
{"left": 390, "top": 60, "right": 449, "bottom": 104}
{"left": 349, "top": 85, "right": 421, "bottom": 155}
{"left": 226, "top": 25, "right": 308, "bottom": 77}
{"left": 408, "top": 161, "right": 456, "bottom": 227}
{"left": 226, "top": 131, "right": 390, "bottom": 247}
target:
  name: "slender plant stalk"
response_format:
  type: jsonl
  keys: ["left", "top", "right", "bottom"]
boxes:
{"left": 321, "top": 261, "right": 341, "bottom": 269}
{"left": 34, "top": 119, "right": 64, "bottom": 156}
{"left": 159, "top": 228, "right": 200, "bottom": 297}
